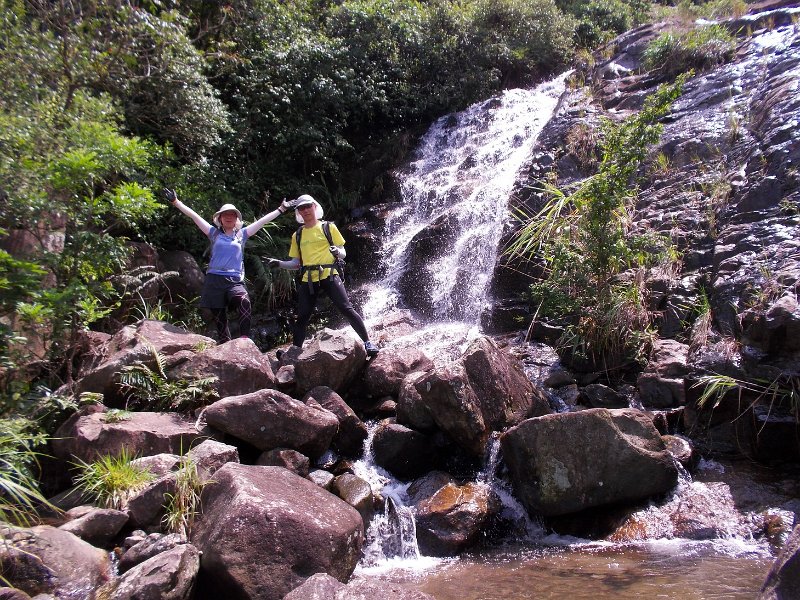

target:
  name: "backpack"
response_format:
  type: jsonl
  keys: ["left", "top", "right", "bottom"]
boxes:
{"left": 295, "top": 221, "right": 346, "bottom": 281}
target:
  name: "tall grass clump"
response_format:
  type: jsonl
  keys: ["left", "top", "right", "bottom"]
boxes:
{"left": 72, "top": 448, "right": 154, "bottom": 510}
{"left": 507, "top": 75, "right": 688, "bottom": 370}
{"left": 0, "top": 418, "right": 53, "bottom": 526}
{"left": 642, "top": 24, "right": 736, "bottom": 76}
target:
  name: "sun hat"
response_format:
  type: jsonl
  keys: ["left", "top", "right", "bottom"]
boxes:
{"left": 294, "top": 194, "right": 324, "bottom": 224}
{"left": 213, "top": 203, "right": 243, "bottom": 228}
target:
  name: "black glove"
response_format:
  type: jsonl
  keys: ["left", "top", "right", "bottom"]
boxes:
{"left": 266, "top": 258, "right": 281, "bottom": 269}
{"left": 162, "top": 187, "right": 177, "bottom": 202}
{"left": 329, "top": 246, "right": 343, "bottom": 260}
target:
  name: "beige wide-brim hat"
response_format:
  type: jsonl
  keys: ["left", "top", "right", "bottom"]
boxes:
{"left": 213, "top": 203, "right": 243, "bottom": 228}
{"left": 295, "top": 194, "right": 324, "bottom": 224}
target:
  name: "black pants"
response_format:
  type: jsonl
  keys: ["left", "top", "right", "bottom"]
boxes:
{"left": 293, "top": 275, "right": 368, "bottom": 346}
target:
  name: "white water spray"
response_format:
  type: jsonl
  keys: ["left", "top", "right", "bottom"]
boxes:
{"left": 362, "top": 73, "right": 571, "bottom": 333}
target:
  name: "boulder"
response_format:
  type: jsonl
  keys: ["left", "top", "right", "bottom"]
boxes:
{"left": 73, "top": 319, "right": 215, "bottom": 401}
{"left": 256, "top": 448, "right": 310, "bottom": 477}
{"left": 759, "top": 523, "right": 800, "bottom": 600}
{"left": 408, "top": 471, "right": 499, "bottom": 556}
{"left": 190, "top": 464, "right": 363, "bottom": 600}
{"left": 415, "top": 336, "right": 551, "bottom": 456}
{"left": 159, "top": 250, "right": 205, "bottom": 304}
{"left": 0, "top": 524, "right": 112, "bottom": 599}
{"left": 396, "top": 371, "right": 437, "bottom": 433}
{"left": 125, "top": 472, "right": 178, "bottom": 530}
{"left": 372, "top": 420, "right": 438, "bottom": 480}
{"left": 109, "top": 543, "right": 199, "bottom": 600}
{"left": 294, "top": 329, "right": 368, "bottom": 394}
{"left": 171, "top": 336, "right": 276, "bottom": 398}
{"left": 58, "top": 506, "right": 129, "bottom": 547}
{"left": 51, "top": 406, "right": 208, "bottom": 463}
{"left": 363, "top": 348, "right": 435, "bottom": 397}
{"left": 500, "top": 408, "right": 679, "bottom": 516}
{"left": 203, "top": 388, "right": 338, "bottom": 459}
{"left": 332, "top": 473, "right": 375, "bottom": 529}
{"left": 118, "top": 533, "right": 188, "bottom": 574}
{"left": 302, "top": 386, "right": 368, "bottom": 457}
{"left": 186, "top": 439, "right": 240, "bottom": 483}
{"left": 283, "top": 572, "right": 435, "bottom": 600}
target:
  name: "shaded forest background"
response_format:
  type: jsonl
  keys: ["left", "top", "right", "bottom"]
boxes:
{"left": 0, "top": 0, "right": 749, "bottom": 405}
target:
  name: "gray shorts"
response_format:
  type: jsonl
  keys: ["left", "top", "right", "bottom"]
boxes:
{"left": 199, "top": 273, "right": 248, "bottom": 309}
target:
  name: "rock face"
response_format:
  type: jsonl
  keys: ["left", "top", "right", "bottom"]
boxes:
{"left": 415, "top": 336, "right": 551, "bottom": 455}
{"left": 191, "top": 464, "right": 364, "bottom": 600}
{"left": 0, "top": 524, "right": 112, "bottom": 600}
{"left": 172, "top": 336, "right": 276, "bottom": 398}
{"left": 501, "top": 408, "right": 679, "bottom": 516}
{"left": 71, "top": 319, "right": 215, "bottom": 401}
{"left": 51, "top": 405, "right": 208, "bottom": 463}
{"left": 109, "top": 544, "right": 199, "bottom": 600}
{"left": 203, "top": 388, "right": 339, "bottom": 459}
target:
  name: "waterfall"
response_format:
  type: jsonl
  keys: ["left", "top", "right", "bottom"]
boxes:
{"left": 362, "top": 72, "right": 571, "bottom": 337}
{"left": 354, "top": 422, "right": 424, "bottom": 569}
{"left": 478, "top": 435, "right": 545, "bottom": 541}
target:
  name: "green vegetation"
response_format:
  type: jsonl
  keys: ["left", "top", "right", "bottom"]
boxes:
{"left": 642, "top": 24, "right": 736, "bottom": 75}
{"left": 694, "top": 373, "right": 799, "bottom": 426}
{"left": 163, "top": 457, "right": 206, "bottom": 536}
{"left": 71, "top": 448, "right": 155, "bottom": 510}
{"left": 508, "top": 75, "right": 688, "bottom": 369}
{"left": 118, "top": 344, "right": 218, "bottom": 412}
{"left": 0, "top": 418, "right": 54, "bottom": 525}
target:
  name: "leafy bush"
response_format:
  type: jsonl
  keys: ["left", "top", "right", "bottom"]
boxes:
{"left": 0, "top": 418, "right": 53, "bottom": 525}
{"left": 507, "top": 76, "right": 688, "bottom": 367}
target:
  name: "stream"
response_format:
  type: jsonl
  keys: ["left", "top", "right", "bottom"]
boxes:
{"left": 347, "top": 69, "right": 790, "bottom": 597}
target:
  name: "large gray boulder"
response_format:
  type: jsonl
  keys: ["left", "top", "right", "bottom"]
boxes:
{"left": 203, "top": 388, "right": 338, "bottom": 459}
{"left": 171, "top": 336, "right": 276, "bottom": 398}
{"left": 501, "top": 408, "right": 679, "bottom": 516}
{"left": 294, "top": 329, "right": 368, "bottom": 394}
{"left": 415, "top": 336, "right": 551, "bottom": 455}
{"left": 0, "top": 524, "right": 112, "bottom": 599}
{"left": 51, "top": 405, "right": 208, "bottom": 463}
{"left": 191, "top": 464, "right": 364, "bottom": 600}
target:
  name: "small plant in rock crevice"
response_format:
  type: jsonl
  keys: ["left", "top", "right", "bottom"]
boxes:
{"left": 71, "top": 448, "right": 155, "bottom": 510}
{"left": 117, "top": 341, "right": 218, "bottom": 412}
{"left": 162, "top": 456, "right": 207, "bottom": 536}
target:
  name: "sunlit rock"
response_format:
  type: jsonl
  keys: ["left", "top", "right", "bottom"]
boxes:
{"left": 191, "top": 464, "right": 363, "bottom": 600}
{"left": 501, "top": 408, "right": 679, "bottom": 517}
{"left": 204, "top": 388, "right": 338, "bottom": 459}
{"left": 172, "top": 336, "right": 277, "bottom": 398}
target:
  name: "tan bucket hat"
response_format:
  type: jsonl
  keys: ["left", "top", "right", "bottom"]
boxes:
{"left": 213, "top": 203, "right": 243, "bottom": 228}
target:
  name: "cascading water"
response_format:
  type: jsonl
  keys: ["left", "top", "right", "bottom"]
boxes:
{"left": 355, "top": 74, "right": 571, "bottom": 572}
{"left": 362, "top": 72, "right": 571, "bottom": 351}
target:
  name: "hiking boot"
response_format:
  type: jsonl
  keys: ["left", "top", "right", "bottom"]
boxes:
{"left": 364, "top": 341, "right": 380, "bottom": 357}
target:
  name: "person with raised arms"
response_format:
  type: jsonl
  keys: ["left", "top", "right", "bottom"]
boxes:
{"left": 167, "top": 188, "right": 293, "bottom": 342}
